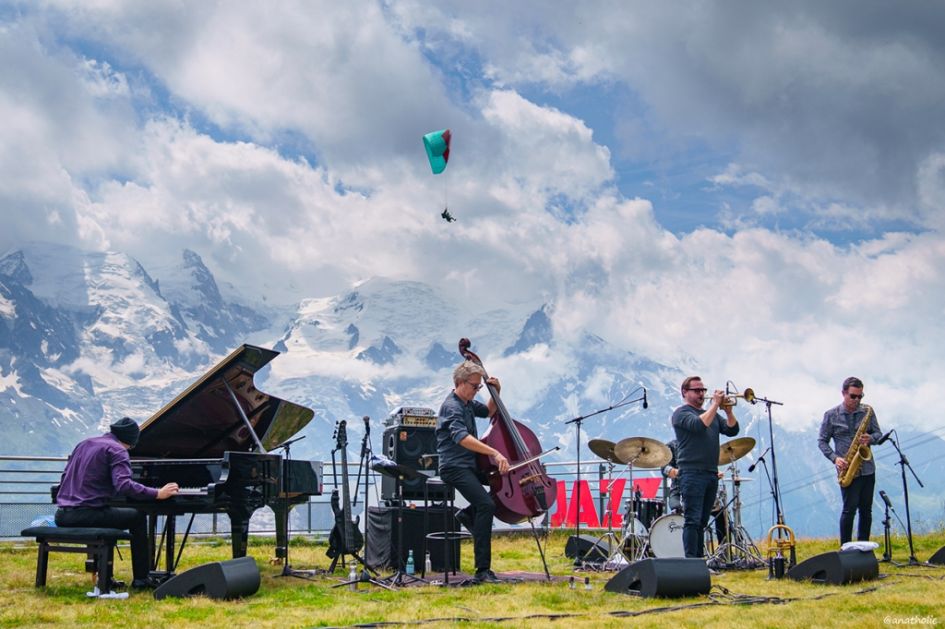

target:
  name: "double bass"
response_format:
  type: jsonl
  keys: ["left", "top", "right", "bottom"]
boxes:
{"left": 458, "top": 338, "right": 558, "bottom": 524}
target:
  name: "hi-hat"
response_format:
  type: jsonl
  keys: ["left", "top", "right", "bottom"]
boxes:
{"left": 588, "top": 439, "right": 622, "bottom": 464}
{"left": 613, "top": 437, "right": 672, "bottom": 469}
{"left": 718, "top": 437, "right": 756, "bottom": 465}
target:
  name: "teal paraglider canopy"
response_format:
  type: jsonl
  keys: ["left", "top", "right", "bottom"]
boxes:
{"left": 422, "top": 129, "right": 451, "bottom": 174}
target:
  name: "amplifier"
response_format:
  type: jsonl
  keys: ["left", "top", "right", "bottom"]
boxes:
{"left": 385, "top": 406, "right": 437, "bottom": 428}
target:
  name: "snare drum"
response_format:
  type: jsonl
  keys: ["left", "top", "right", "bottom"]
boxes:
{"left": 648, "top": 513, "right": 685, "bottom": 558}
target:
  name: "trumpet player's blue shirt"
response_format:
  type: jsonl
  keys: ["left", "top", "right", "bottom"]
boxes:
{"left": 672, "top": 405, "right": 739, "bottom": 472}
{"left": 817, "top": 404, "right": 883, "bottom": 477}
{"left": 436, "top": 391, "right": 490, "bottom": 470}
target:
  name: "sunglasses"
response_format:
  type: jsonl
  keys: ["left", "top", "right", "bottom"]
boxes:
{"left": 467, "top": 381, "right": 484, "bottom": 391}
{"left": 687, "top": 387, "right": 708, "bottom": 394}
{"left": 848, "top": 393, "right": 864, "bottom": 400}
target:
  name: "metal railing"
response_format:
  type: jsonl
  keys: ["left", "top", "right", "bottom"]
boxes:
{"left": 0, "top": 455, "right": 662, "bottom": 539}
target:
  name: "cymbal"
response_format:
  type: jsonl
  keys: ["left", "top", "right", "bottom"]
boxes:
{"left": 588, "top": 439, "right": 622, "bottom": 464}
{"left": 718, "top": 437, "right": 756, "bottom": 465}
{"left": 613, "top": 437, "right": 672, "bottom": 469}
{"left": 720, "top": 476, "right": 754, "bottom": 483}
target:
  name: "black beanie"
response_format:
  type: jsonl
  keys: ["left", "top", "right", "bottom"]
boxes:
{"left": 110, "top": 417, "right": 140, "bottom": 447}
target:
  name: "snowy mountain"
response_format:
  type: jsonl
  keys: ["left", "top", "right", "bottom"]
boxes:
{"left": 1, "top": 242, "right": 941, "bottom": 539}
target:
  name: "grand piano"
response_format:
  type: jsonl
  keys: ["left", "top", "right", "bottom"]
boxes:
{"left": 106, "top": 344, "right": 322, "bottom": 575}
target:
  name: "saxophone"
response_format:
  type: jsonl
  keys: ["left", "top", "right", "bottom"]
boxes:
{"left": 838, "top": 404, "right": 873, "bottom": 488}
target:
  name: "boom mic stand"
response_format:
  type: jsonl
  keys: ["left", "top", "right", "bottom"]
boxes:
{"left": 334, "top": 417, "right": 391, "bottom": 590}
{"left": 750, "top": 393, "right": 796, "bottom": 578}
{"left": 273, "top": 435, "right": 325, "bottom": 580}
{"left": 887, "top": 431, "right": 934, "bottom": 567}
{"left": 563, "top": 387, "right": 646, "bottom": 567}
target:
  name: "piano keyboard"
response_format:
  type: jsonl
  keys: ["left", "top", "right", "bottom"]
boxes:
{"left": 176, "top": 487, "right": 209, "bottom": 496}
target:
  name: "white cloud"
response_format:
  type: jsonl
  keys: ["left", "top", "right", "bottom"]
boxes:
{"left": 3, "top": 2, "right": 945, "bottom": 436}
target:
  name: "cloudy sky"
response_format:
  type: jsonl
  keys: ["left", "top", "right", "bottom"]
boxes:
{"left": 3, "top": 1, "right": 945, "bottom": 431}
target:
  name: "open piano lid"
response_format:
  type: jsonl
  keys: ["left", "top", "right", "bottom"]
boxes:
{"left": 133, "top": 344, "right": 314, "bottom": 459}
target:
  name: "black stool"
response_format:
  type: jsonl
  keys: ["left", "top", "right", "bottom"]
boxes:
{"left": 21, "top": 527, "right": 131, "bottom": 593}
{"left": 423, "top": 478, "right": 468, "bottom": 585}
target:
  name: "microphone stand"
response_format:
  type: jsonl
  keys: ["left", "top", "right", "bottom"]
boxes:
{"left": 750, "top": 393, "right": 795, "bottom": 577}
{"left": 887, "top": 431, "right": 931, "bottom": 567}
{"left": 272, "top": 436, "right": 325, "bottom": 579}
{"left": 562, "top": 389, "right": 645, "bottom": 566}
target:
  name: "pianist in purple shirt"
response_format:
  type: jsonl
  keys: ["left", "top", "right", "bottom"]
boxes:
{"left": 55, "top": 417, "right": 179, "bottom": 588}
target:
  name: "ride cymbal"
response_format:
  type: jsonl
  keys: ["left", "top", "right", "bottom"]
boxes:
{"left": 718, "top": 437, "right": 756, "bottom": 465}
{"left": 588, "top": 438, "right": 622, "bottom": 464}
{"left": 613, "top": 437, "right": 672, "bottom": 469}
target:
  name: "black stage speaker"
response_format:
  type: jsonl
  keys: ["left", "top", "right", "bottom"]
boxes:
{"left": 365, "top": 506, "right": 460, "bottom": 572}
{"left": 565, "top": 535, "right": 612, "bottom": 563}
{"left": 605, "top": 558, "right": 711, "bottom": 598}
{"left": 382, "top": 425, "right": 451, "bottom": 501}
{"left": 787, "top": 550, "right": 879, "bottom": 585}
{"left": 153, "top": 556, "right": 260, "bottom": 600}
{"left": 928, "top": 546, "right": 945, "bottom": 565}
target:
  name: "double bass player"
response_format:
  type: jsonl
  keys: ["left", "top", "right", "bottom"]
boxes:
{"left": 435, "top": 360, "right": 510, "bottom": 584}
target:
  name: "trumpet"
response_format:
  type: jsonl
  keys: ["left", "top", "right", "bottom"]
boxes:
{"left": 713, "top": 386, "right": 755, "bottom": 408}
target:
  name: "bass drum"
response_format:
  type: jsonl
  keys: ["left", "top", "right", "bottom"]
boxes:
{"left": 648, "top": 513, "right": 685, "bottom": 558}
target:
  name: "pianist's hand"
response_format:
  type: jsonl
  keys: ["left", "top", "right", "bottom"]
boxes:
{"left": 157, "top": 483, "right": 180, "bottom": 500}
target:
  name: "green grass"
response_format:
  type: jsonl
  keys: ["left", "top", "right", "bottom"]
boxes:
{"left": 1, "top": 530, "right": 943, "bottom": 628}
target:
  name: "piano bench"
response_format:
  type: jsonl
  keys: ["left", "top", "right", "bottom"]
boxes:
{"left": 20, "top": 527, "right": 131, "bottom": 592}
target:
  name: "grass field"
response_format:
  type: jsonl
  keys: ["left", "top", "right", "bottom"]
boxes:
{"left": 1, "top": 530, "right": 942, "bottom": 628}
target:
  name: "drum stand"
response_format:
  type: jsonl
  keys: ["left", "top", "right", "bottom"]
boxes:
{"left": 708, "top": 464, "right": 764, "bottom": 570}
{"left": 581, "top": 461, "right": 626, "bottom": 569}
{"left": 617, "top": 459, "right": 650, "bottom": 564}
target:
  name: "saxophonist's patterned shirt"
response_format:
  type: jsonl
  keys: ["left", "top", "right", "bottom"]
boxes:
{"left": 817, "top": 404, "right": 883, "bottom": 477}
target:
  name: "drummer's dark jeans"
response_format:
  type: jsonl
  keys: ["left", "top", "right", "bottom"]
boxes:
{"left": 678, "top": 469, "right": 718, "bottom": 558}
{"left": 56, "top": 506, "right": 150, "bottom": 580}
{"left": 439, "top": 466, "right": 495, "bottom": 572}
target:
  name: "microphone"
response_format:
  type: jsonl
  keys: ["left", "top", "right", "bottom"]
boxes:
{"left": 879, "top": 490, "right": 894, "bottom": 509}
{"left": 363, "top": 415, "right": 370, "bottom": 435}
{"left": 642, "top": 387, "right": 648, "bottom": 409}
{"left": 876, "top": 430, "right": 893, "bottom": 446}
{"left": 747, "top": 446, "right": 770, "bottom": 473}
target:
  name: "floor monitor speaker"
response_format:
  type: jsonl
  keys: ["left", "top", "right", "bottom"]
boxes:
{"left": 927, "top": 546, "right": 945, "bottom": 565}
{"left": 786, "top": 550, "right": 878, "bottom": 585}
{"left": 564, "top": 535, "right": 612, "bottom": 563}
{"left": 153, "top": 556, "right": 260, "bottom": 600}
{"left": 604, "top": 558, "right": 711, "bottom": 598}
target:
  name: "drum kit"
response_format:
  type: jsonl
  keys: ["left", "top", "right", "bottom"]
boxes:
{"left": 583, "top": 435, "right": 765, "bottom": 570}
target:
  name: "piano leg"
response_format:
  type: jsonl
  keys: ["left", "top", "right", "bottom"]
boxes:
{"left": 228, "top": 509, "right": 251, "bottom": 558}
{"left": 273, "top": 502, "right": 290, "bottom": 561}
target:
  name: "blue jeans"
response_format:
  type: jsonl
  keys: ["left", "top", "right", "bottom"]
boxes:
{"left": 678, "top": 470, "right": 718, "bottom": 558}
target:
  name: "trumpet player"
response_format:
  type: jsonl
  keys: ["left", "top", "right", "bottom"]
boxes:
{"left": 817, "top": 377, "right": 883, "bottom": 546}
{"left": 672, "top": 376, "right": 739, "bottom": 559}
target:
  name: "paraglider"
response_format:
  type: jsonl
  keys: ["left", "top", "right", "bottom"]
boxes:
{"left": 422, "top": 129, "right": 455, "bottom": 222}
{"left": 422, "top": 129, "right": 451, "bottom": 174}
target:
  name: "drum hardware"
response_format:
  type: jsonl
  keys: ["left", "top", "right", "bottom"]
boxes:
{"left": 581, "top": 458, "right": 629, "bottom": 570}
{"left": 707, "top": 464, "right": 765, "bottom": 570}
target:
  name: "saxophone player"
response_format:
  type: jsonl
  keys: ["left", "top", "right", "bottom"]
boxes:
{"left": 817, "top": 377, "right": 883, "bottom": 545}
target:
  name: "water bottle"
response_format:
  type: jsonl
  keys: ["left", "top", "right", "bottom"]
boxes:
{"left": 348, "top": 564, "right": 357, "bottom": 591}
{"left": 584, "top": 576, "right": 592, "bottom": 590}
{"left": 568, "top": 575, "right": 575, "bottom": 590}
{"left": 424, "top": 551, "right": 432, "bottom": 575}
{"left": 406, "top": 549, "right": 415, "bottom": 575}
